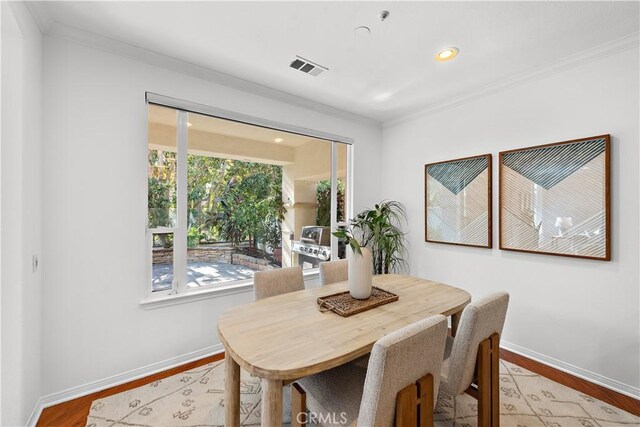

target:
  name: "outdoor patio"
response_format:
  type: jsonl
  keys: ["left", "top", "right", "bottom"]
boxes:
{"left": 152, "top": 261, "right": 258, "bottom": 292}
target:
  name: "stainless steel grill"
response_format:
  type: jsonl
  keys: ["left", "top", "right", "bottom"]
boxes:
{"left": 292, "top": 226, "right": 331, "bottom": 267}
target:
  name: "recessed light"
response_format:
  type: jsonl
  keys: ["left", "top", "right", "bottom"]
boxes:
{"left": 187, "top": 122, "right": 193, "bottom": 127}
{"left": 435, "top": 47, "right": 459, "bottom": 62}
{"left": 374, "top": 92, "right": 393, "bottom": 102}
{"left": 274, "top": 138, "right": 284, "bottom": 143}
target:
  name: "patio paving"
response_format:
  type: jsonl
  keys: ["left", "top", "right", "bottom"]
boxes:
{"left": 152, "top": 261, "right": 258, "bottom": 292}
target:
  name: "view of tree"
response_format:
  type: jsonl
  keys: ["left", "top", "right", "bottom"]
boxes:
{"left": 316, "top": 179, "right": 345, "bottom": 226}
{"left": 205, "top": 160, "right": 283, "bottom": 250}
{"left": 148, "top": 150, "right": 177, "bottom": 229}
{"left": 148, "top": 149, "right": 284, "bottom": 252}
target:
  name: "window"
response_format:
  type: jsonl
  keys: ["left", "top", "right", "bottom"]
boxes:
{"left": 146, "top": 96, "right": 352, "bottom": 296}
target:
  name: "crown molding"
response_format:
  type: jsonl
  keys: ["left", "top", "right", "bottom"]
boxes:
{"left": 384, "top": 31, "right": 640, "bottom": 129}
{"left": 29, "top": 6, "right": 638, "bottom": 131}
{"left": 43, "top": 21, "right": 380, "bottom": 128}
{"left": 24, "top": 1, "right": 54, "bottom": 34}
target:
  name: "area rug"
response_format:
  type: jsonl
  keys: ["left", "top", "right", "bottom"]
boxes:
{"left": 86, "top": 359, "right": 639, "bottom": 427}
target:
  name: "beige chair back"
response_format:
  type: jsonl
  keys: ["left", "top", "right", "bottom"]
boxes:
{"left": 358, "top": 315, "right": 448, "bottom": 427}
{"left": 253, "top": 266, "right": 304, "bottom": 301}
{"left": 445, "top": 292, "right": 509, "bottom": 395}
{"left": 319, "top": 259, "right": 348, "bottom": 286}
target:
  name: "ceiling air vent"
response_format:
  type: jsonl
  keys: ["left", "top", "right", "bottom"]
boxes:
{"left": 289, "top": 56, "right": 328, "bottom": 77}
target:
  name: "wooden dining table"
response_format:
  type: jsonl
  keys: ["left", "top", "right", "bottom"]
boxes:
{"left": 217, "top": 274, "right": 471, "bottom": 427}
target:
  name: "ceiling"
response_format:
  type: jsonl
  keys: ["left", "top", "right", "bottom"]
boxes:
{"left": 36, "top": 1, "right": 639, "bottom": 122}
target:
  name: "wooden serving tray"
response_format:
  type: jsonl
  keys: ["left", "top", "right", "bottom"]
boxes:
{"left": 317, "top": 286, "right": 399, "bottom": 317}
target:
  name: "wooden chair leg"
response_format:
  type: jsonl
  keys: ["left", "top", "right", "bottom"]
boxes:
{"left": 416, "top": 374, "right": 434, "bottom": 427}
{"left": 291, "top": 382, "right": 306, "bottom": 427}
{"left": 477, "top": 333, "right": 500, "bottom": 427}
{"left": 490, "top": 333, "right": 500, "bottom": 427}
{"left": 396, "top": 383, "right": 418, "bottom": 426}
{"left": 396, "top": 373, "right": 435, "bottom": 427}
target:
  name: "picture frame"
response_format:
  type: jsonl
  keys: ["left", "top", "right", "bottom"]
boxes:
{"left": 425, "top": 154, "right": 492, "bottom": 248}
{"left": 499, "top": 135, "right": 611, "bottom": 260}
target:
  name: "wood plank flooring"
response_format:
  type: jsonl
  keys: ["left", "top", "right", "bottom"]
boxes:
{"left": 500, "top": 348, "right": 640, "bottom": 417}
{"left": 36, "top": 353, "right": 224, "bottom": 427}
{"left": 36, "top": 349, "right": 639, "bottom": 426}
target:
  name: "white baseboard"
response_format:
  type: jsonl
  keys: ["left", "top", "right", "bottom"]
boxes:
{"left": 26, "top": 344, "right": 224, "bottom": 427}
{"left": 27, "top": 340, "right": 639, "bottom": 426}
{"left": 501, "top": 340, "right": 640, "bottom": 400}
{"left": 26, "top": 397, "right": 45, "bottom": 427}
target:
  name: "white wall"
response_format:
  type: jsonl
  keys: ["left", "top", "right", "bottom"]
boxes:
{"left": 1, "top": 2, "right": 43, "bottom": 424}
{"left": 41, "top": 35, "right": 382, "bottom": 396}
{"left": 381, "top": 49, "right": 639, "bottom": 393}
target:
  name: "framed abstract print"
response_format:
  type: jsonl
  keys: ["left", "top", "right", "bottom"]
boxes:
{"left": 425, "top": 154, "right": 492, "bottom": 248}
{"left": 499, "top": 135, "right": 610, "bottom": 260}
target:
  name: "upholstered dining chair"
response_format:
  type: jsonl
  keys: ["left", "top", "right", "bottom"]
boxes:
{"left": 293, "top": 315, "right": 448, "bottom": 427}
{"left": 440, "top": 292, "right": 510, "bottom": 426}
{"left": 253, "top": 266, "right": 304, "bottom": 301}
{"left": 319, "top": 259, "right": 348, "bottom": 286}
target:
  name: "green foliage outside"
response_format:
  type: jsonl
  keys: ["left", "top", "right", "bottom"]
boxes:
{"left": 148, "top": 150, "right": 176, "bottom": 229}
{"left": 187, "top": 227, "right": 205, "bottom": 248}
{"left": 148, "top": 150, "right": 284, "bottom": 251}
{"left": 316, "top": 179, "right": 345, "bottom": 226}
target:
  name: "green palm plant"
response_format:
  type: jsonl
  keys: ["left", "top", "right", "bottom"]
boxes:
{"left": 333, "top": 200, "right": 408, "bottom": 274}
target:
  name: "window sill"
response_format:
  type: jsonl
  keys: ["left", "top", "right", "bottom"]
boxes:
{"left": 140, "top": 268, "right": 320, "bottom": 310}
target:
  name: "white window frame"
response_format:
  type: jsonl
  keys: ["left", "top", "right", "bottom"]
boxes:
{"left": 143, "top": 93, "right": 354, "bottom": 307}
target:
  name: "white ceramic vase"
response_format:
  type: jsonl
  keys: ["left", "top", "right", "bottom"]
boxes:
{"left": 347, "top": 246, "right": 373, "bottom": 299}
